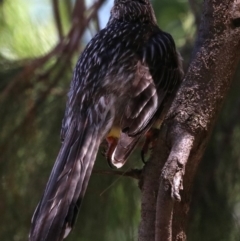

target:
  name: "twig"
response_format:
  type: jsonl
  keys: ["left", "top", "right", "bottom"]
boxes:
{"left": 52, "top": 0, "right": 64, "bottom": 40}
{"left": 93, "top": 169, "right": 142, "bottom": 180}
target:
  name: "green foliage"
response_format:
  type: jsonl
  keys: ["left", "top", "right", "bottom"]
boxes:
{"left": 152, "top": 0, "right": 196, "bottom": 47}
{"left": 0, "top": 0, "right": 57, "bottom": 59}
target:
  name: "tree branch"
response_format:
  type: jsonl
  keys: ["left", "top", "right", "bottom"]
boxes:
{"left": 155, "top": 127, "right": 194, "bottom": 241}
{"left": 139, "top": 0, "right": 240, "bottom": 240}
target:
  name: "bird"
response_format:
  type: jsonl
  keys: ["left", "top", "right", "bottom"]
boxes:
{"left": 29, "top": 0, "right": 183, "bottom": 240}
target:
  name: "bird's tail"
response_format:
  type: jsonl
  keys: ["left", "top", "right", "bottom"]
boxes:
{"left": 29, "top": 112, "right": 110, "bottom": 241}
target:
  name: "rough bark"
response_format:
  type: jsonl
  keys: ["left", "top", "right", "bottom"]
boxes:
{"left": 138, "top": 0, "right": 240, "bottom": 240}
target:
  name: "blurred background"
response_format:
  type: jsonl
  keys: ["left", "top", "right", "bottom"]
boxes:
{"left": 0, "top": 0, "right": 240, "bottom": 240}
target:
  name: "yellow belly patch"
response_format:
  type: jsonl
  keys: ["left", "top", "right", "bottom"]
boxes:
{"left": 107, "top": 126, "right": 121, "bottom": 138}
{"left": 107, "top": 117, "right": 162, "bottom": 139}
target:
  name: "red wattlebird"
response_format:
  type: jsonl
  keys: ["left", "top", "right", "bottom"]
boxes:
{"left": 29, "top": 0, "right": 183, "bottom": 240}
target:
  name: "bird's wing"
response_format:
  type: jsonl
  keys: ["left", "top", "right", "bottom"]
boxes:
{"left": 110, "top": 30, "right": 183, "bottom": 168}
{"left": 29, "top": 95, "right": 114, "bottom": 241}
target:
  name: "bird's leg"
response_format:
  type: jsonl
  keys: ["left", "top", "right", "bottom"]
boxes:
{"left": 141, "top": 128, "right": 159, "bottom": 163}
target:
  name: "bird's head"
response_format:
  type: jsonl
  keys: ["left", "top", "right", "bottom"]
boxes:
{"left": 108, "top": 0, "right": 157, "bottom": 24}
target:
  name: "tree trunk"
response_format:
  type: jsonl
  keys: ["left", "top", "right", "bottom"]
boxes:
{"left": 138, "top": 0, "right": 240, "bottom": 240}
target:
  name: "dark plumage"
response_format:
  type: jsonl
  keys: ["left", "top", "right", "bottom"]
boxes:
{"left": 29, "top": 0, "right": 183, "bottom": 240}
